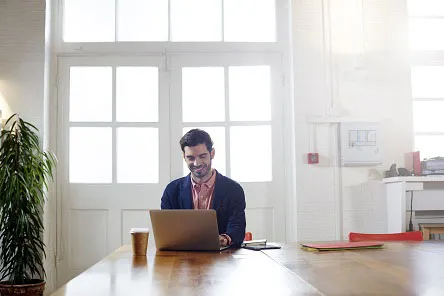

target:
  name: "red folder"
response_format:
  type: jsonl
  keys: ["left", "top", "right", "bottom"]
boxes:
{"left": 301, "top": 241, "right": 384, "bottom": 251}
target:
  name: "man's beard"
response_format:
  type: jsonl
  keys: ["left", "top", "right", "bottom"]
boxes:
{"left": 190, "top": 163, "right": 211, "bottom": 179}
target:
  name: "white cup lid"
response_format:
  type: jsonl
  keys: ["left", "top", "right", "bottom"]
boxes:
{"left": 130, "top": 228, "right": 149, "bottom": 233}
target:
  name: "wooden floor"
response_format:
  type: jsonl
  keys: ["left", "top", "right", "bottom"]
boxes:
{"left": 51, "top": 241, "right": 444, "bottom": 296}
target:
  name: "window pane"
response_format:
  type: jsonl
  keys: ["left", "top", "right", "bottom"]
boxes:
{"left": 411, "top": 66, "right": 444, "bottom": 99}
{"left": 415, "top": 135, "right": 444, "bottom": 160}
{"left": 116, "top": 67, "right": 158, "bottom": 122}
{"left": 171, "top": 0, "right": 222, "bottom": 41}
{"left": 117, "top": 0, "right": 168, "bottom": 41}
{"left": 229, "top": 66, "right": 271, "bottom": 121}
{"left": 409, "top": 19, "right": 444, "bottom": 50}
{"left": 182, "top": 68, "right": 225, "bottom": 122}
{"left": 224, "top": 0, "right": 276, "bottom": 42}
{"left": 408, "top": 0, "right": 444, "bottom": 16}
{"left": 70, "top": 67, "right": 112, "bottom": 122}
{"left": 117, "top": 128, "right": 159, "bottom": 183}
{"left": 413, "top": 101, "right": 444, "bottom": 133}
{"left": 70, "top": 127, "right": 112, "bottom": 183}
{"left": 64, "top": 0, "right": 115, "bottom": 42}
{"left": 230, "top": 126, "right": 272, "bottom": 182}
{"left": 182, "top": 127, "right": 226, "bottom": 176}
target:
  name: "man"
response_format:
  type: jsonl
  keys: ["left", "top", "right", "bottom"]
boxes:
{"left": 161, "top": 129, "right": 246, "bottom": 247}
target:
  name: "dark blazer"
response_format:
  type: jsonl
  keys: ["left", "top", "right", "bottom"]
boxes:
{"left": 160, "top": 170, "right": 246, "bottom": 247}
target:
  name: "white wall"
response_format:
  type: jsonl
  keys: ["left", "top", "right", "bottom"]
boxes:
{"left": 0, "top": 0, "right": 45, "bottom": 130}
{"left": 0, "top": 0, "right": 56, "bottom": 294}
{"left": 292, "top": 0, "right": 413, "bottom": 241}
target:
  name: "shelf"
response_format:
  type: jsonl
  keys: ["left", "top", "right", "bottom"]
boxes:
{"left": 382, "top": 176, "right": 444, "bottom": 183}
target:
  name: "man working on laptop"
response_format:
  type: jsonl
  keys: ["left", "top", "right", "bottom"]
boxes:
{"left": 161, "top": 129, "right": 246, "bottom": 248}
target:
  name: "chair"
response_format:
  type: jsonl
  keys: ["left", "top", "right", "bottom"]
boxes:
{"left": 244, "top": 232, "right": 253, "bottom": 241}
{"left": 349, "top": 231, "right": 423, "bottom": 242}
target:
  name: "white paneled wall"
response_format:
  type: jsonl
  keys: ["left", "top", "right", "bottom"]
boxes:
{"left": 292, "top": 0, "right": 412, "bottom": 241}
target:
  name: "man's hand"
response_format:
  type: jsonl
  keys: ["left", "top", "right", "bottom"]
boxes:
{"left": 219, "top": 235, "right": 228, "bottom": 247}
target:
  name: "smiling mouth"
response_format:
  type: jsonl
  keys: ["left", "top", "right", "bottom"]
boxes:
{"left": 192, "top": 165, "right": 207, "bottom": 173}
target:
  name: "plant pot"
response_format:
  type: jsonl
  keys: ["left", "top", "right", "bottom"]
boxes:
{"left": 0, "top": 279, "right": 45, "bottom": 296}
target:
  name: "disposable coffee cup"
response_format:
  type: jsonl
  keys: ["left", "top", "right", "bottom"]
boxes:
{"left": 130, "top": 228, "right": 149, "bottom": 256}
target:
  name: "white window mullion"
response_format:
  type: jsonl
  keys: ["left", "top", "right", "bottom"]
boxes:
{"left": 224, "top": 66, "right": 231, "bottom": 177}
{"left": 168, "top": 0, "right": 172, "bottom": 41}
{"left": 114, "top": 0, "right": 118, "bottom": 42}
{"left": 221, "top": 0, "right": 225, "bottom": 41}
{"left": 112, "top": 66, "right": 117, "bottom": 183}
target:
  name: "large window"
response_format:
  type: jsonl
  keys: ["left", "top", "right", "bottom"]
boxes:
{"left": 63, "top": 0, "right": 276, "bottom": 42}
{"left": 68, "top": 66, "right": 160, "bottom": 184}
{"left": 409, "top": 0, "right": 444, "bottom": 159}
{"left": 181, "top": 65, "right": 273, "bottom": 182}
{"left": 60, "top": 0, "right": 282, "bottom": 185}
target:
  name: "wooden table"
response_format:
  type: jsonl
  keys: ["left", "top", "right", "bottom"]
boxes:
{"left": 51, "top": 242, "right": 444, "bottom": 296}
{"left": 50, "top": 245, "right": 321, "bottom": 296}
{"left": 263, "top": 242, "right": 444, "bottom": 296}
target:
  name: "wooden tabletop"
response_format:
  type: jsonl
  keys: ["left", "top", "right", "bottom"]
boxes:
{"left": 50, "top": 245, "right": 321, "bottom": 296}
{"left": 263, "top": 241, "right": 444, "bottom": 296}
{"left": 51, "top": 241, "right": 444, "bottom": 296}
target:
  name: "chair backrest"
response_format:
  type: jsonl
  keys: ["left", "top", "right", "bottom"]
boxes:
{"left": 349, "top": 231, "right": 423, "bottom": 242}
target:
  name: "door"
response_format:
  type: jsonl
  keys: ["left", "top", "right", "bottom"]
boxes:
{"left": 169, "top": 53, "right": 286, "bottom": 242}
{"left": 56, "top": 56, "right": 170, "bottom": 284}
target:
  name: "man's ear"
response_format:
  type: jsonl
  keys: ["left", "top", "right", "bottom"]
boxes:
{"left": 210, "top": 148, "right": 215, "bottom": 159}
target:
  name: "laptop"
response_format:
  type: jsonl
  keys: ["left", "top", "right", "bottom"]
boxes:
{"left": 149, "top": 209, "right": 229, "bottom": 251}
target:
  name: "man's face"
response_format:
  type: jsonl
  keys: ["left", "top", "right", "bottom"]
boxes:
{"left": 183, "top": 143, "right": 214, "bottom": 180}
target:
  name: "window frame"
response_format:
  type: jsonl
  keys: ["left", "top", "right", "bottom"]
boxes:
{"left": 409, "top": 2, "right": 444, "bottom": 159}
{"left": 168, "top": 53, "right": 283, "bottom": 183}
{"left": 56, "top": 0, "right": 289, "bottom": 53}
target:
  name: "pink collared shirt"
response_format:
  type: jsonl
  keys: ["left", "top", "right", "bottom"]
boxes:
{"left": 191, "top": 169, "right": 216, "bottom": 210}
{"left": 190, "top": 170, "right": 231, "bottom": 245}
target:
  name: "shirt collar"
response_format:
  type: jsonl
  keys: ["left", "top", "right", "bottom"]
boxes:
{"left": 191, "top": 169, "right": 216, "bottom": 188}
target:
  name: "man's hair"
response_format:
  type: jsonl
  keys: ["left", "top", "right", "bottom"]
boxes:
{"left": 180, "top": 129, "right": 213, "bottom": 153}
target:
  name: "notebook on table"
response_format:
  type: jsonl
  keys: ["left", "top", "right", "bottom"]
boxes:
{"left": 301, "top": 241, "right": 384, "bottom": 252}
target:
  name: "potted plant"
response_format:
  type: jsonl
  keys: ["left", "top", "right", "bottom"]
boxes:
{"left": 0, "top": 114, "right": 56, "bottom": 296}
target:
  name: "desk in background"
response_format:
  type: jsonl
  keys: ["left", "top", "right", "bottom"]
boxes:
{"left": 384, "top": 176, "right": 444, "bottom": 233}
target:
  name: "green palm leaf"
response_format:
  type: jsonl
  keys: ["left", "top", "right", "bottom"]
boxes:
{"left": 0, "top": 114, "right": 56, "bottom": 284}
